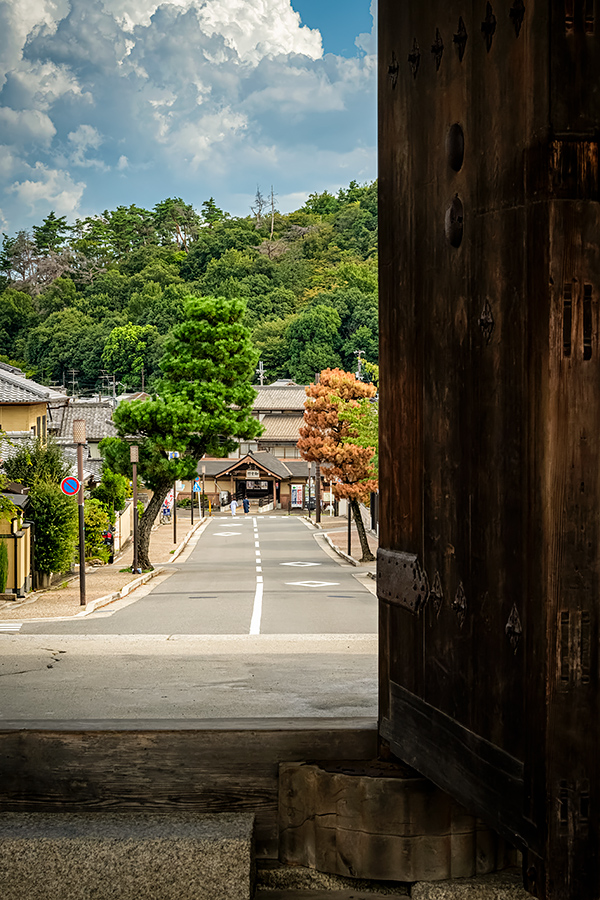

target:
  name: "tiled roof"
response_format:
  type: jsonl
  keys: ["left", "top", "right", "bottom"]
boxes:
{"left": 253, "top": 385, "right": 307, "bottom": 412}
{"left": 0, "top": 433, "right": 38, "bottom": 463}
{"left": 58, "top": 403, "right": 118, "bottom": 442}
{"left": 283, "top": 459, "right": 314, "bottom": 478}
{"left": 258, "top": 415, "right": 304, "bottom": 443}
{"left": 0, "top": 368, "right": 66, "bottom": 404}
{"left": 198, "top": 451, "right": 292, "bottom": 480}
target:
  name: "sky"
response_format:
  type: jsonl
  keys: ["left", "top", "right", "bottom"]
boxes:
{"left": 0, "top": 0, "right": 377, "bottom": 236}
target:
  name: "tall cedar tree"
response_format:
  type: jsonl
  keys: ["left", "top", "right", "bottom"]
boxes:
{"left": 101, "top": 294, "right": 261, "bottom": 569}
{"left": 298, "top": 368, "right": 377, "bottom": 562}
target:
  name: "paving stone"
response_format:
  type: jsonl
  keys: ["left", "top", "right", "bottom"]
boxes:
{"left": 0, "top": 811, "right": 254, "bottom": 900}
{"left": 411, "top": 871, "right": 530, "bottom": 900}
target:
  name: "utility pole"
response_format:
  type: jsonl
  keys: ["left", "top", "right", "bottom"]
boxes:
{"left": 256, "top": 361, "right": 265, "bottom": 386}
{"left": 270, "top": 186, "right": 276, "bottom": 241}
{"left": 67, "top": 369, "right": 78, "bottom": 397}
{"left": 354, "top": 349, "right": 365, "bottom": 380}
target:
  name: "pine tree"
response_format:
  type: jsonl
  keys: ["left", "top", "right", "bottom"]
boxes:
{"left": 101, "top": 293, "right": 261, "bottom": 569}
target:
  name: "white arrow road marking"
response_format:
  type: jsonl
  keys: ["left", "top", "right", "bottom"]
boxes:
{"left": 215, "top": 532, "right": 242, "bottom": 537}
{"left": 285, "top": 581, "right": 340, "bottom": 588}
{"left": 280, "top": 561, "right": 321, "bottom": 567}
{"left": 0, "top": 622, "right": 22, "bottom": 633}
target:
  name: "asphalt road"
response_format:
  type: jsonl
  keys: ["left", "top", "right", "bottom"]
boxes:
{"left": 0, "top": 516, "right": 378, "bottom": 719}
{"left": 20, "top": 514, "right": 377, "bottom": 636}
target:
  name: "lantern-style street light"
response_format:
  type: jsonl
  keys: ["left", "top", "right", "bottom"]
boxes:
{"left": 72, "top": 419, "right": 86, "bottom": 606}
{"left": 130, "top": 444, "right": 139, "bottom": 574}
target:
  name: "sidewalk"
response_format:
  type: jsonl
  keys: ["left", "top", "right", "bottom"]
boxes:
{"left": 0, "top": 514, "right": 199, "bottom": 621}
{"left": 309, "top": 514, "right": 378, "bottom": 572}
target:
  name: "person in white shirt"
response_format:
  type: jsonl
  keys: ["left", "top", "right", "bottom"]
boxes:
{"left": 230, "top": 498, "right": 238, "bottom": 516}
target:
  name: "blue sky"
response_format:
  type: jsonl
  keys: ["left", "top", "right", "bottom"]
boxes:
{"left": 0, "top": 0, "right": 376, "bottom": 235}
{"left": 291, "top": 1, "right": 374, "bottom": 57}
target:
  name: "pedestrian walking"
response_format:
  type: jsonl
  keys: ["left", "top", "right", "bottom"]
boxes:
{"left": 230, "top": 498, "right": 238, "bottom": 516}
{"left": 242, "top": 497, "right": 250, "bottom": 515}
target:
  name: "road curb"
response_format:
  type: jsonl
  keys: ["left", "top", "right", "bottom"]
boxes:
{"left": 81, "top": 518, "right": 207, "bottom": 615}
{"left": 321, "top": 533, "right": 361, "bottom": 567}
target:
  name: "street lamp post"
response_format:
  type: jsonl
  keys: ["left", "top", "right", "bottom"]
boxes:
{"left": 130, "top": 444, "right": 139, "bottom": 574}
{"left": 202, "top": 465, "right": 206, "bottom": 518}
{"left": 72, "top": 419, "right": 86, "bottom": 606}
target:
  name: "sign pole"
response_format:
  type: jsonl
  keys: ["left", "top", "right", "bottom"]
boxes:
{"left": 73, "top": 419, "right": 86, "bottom": 606}
{"left": 173, "top": 481, "right": 177, "bottom": 544}
{"left": 191, "top": 479, "right": 194, "bottom": 526}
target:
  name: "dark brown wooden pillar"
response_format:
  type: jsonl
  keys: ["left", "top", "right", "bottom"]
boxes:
{"left": 378, "top": 3, "right": 600, "bottom": 898}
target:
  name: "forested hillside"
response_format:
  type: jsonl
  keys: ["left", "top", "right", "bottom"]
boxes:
{"left": 0, "top": 181, "right": 377, "bottom": 392}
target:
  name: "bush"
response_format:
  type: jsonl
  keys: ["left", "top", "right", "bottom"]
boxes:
{"left": 3, "top": 437, "right": 69, "bottom": 488}
{"left": 28, "top": 482, "right": 78, "bottom": 575}
{"left": 0, "top": 540, "right": 8, "bottom": 592}
{"left": 84, "top": 498, "right": 111, "bottom": 561}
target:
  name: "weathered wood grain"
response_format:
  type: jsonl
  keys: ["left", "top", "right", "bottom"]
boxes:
{"left": 378, "top": 1, "right": 600, "bottom": 897}
{"left": 0, "top": 718, "right": 377, "bottom": 859}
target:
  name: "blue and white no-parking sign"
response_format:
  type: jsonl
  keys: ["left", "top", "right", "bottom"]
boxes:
{"left": 60, "top": 476, "right": 80, "bottom": 496}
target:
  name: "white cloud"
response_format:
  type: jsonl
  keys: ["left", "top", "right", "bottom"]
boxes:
{"left": 356, "top": 0, "right": 377, "bottom": 55}
{"left": 0, "top": 145, "right": 19, "bottom": 179}
{"left": 67, "top": 124, "right": 108, "bottom": 169}
{"left": 0, "top": 107, "right": 56, "bottom": 146}
{"left": 0, "top": 0, "right": 375, "bottom": 233}
{"left": 8, "top": 162, "right": 85, "bottom": 217}
{"left": 194, "top": 0, "right": 322, "bottom": 63}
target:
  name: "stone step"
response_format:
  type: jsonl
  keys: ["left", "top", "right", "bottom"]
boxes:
{"left": 0, "top": 811, "right": 254, "bottom": 900}
{"left": 255, "top": 892, "right": 408, "bottom": 899}
{"left": 255, "top": 869, "right": 531, "bottom": 900}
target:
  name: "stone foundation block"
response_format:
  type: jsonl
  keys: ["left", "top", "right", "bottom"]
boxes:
{"left": 279, "top": 761, "right": 515, "bottom": 883}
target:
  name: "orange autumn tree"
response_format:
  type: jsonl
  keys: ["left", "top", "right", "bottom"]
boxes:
{"left": 298, "top": 368, "right": 377, "bottom": 562}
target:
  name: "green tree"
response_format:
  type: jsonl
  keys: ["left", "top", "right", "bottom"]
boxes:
{"left": 251, "top": 316, "right": 294, "bottom": 382}
{"left": 153, "top": 198, "right": 201, "bottom": 251}
{"left": 28, "top": 482, "right": 78, "bottom": 575}
{"left": 104, "top": 205, "right": 156, "bottom": 256}
{"left": 32, "top": 212, "right": 69, "bottom": 255}
{"left": 3, "top": 437, "right": 69, "bottom": 488}
{"left": 0, "top": 288, "right": 37, "bottom": 356}
{"left": 90, "top": 466, "right": 130, "bottom": 524}
{"left": 84, "top": 498, "right": 112, "bottom": 561}
{"left": 101, "top": 293, "right": 261, "bottom": 569}
{"left": 201, "top": 197, "right": 225, "bottom": 227}
{"left": 285, "top": 305, "right": 342, "bottom": 382}
{"left": 101, "top": 322, "right": 163, "bottom": 391}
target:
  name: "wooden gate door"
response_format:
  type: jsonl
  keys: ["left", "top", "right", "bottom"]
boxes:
{"left": 378, "top": 3, "right": 600, "bottom": 898}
